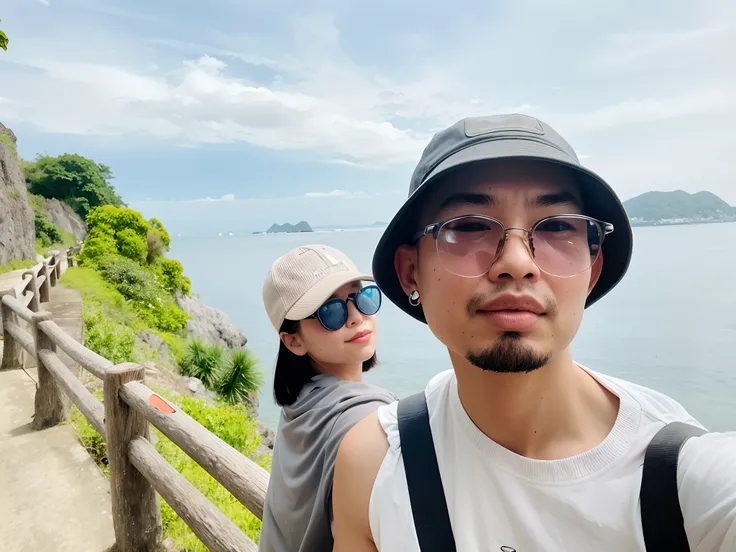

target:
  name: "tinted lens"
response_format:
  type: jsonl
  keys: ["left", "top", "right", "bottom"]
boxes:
{"left": 317, "top": 299, "right": 348, "bottom": 331}
{"left": 437, "top": 216, "right": 504, "bottom": 277}
{"left": 355, "top": 285, "right": 381, "bottom": 316}
{"left": 531, "top": 216, "right": 602, "bottom": 277}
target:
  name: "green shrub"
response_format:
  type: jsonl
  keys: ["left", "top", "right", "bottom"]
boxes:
{"left": 92, "top": 255, "right": 189, "bottom": 332}
{"left": 156, "top": 258, "right": 191, "bottom": 295}
{"left": 148, "top": 217, "right": 171, "bottom": 247}
{"left": 78, "top": 231, "right": 118, "bottom": 265}
{"left": 96, "top": 255, "right": 158, "bottom": 303}
{"left": 146, "top": 231, "right": 165, "bottom": 264}
{"left": 218, "top": 349, "right": 264, "bottom": 405}
{"left": 34, "top": 213, "right": 63, "bottom": 247}
{"left": 116, "top": 228, "right": 148, "bottom": 263}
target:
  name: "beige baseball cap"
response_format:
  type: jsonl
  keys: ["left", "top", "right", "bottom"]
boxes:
{"left": 262, "top": 244, "right": 373, "bottom": 331}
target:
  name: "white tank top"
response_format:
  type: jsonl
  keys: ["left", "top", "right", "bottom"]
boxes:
{"left": 368, "top": 367, "right": 736, "bottom": 552}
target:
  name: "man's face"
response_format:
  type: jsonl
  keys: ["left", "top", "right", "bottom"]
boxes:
{"left": 395, "top": 160, "right": 602, "bottom": 373}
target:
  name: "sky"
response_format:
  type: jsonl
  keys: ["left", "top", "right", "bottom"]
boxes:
{"left": 1, "top": 0, "right": 735, "bottom": 235}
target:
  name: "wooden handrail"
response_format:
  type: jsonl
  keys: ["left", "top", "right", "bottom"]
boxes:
{"left": 0, "top": 245, "right": 270, "bottom": 552}
{"left": 129, "top": 437, "right": 258, "bottom": 552}
{"left": 2, "top": 293, "right": 34, "bottom": 323}
{"left": 38, "top": 320, "right": 111, "bottom": 379}
{"left": 120, "top": 380, "right": 269, "bottom": 520}
{"left": 4, "top": 321, "right": 35, "bottom": 355}
{"left": 39, "top": 349, "right": 105, "bottom": 436}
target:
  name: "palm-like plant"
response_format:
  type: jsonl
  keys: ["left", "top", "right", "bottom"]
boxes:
{"left": 179, "top": 339, "right": 224, "bottom": 389}
{"left": 217, "top": 349, "right": 264, "bottom": 405}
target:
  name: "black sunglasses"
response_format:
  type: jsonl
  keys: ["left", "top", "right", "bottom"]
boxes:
{"left": 308, "top": 285, "right": 382, "bottom": 331}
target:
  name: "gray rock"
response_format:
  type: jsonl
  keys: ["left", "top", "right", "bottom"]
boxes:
{"left": 187, "top": 377, "right": 202, "bottom": 393}
{"left": 257, "top": 421, "right": 276, "bottom": 450}
{"left": 175, "top": 292, "right": 247, "bottom": 348}
{"left": 0, "top": 127, "right": 36, "bottom": 265}
{"left": 42, "top": 197, "right": 87, "bottom": 241}
{"left": 0, "top": 123, "right": 17, "bottom": 145}
{"left": 135, "top": 331, "right": 177, "bottom": 371}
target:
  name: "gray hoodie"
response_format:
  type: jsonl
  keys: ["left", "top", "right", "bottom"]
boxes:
{"left": 258, "top": 374, "right": 397, "bottom": 552}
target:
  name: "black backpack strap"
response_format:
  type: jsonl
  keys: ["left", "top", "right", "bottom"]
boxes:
{"left": 397, "top": 392, "right": 457, "bottom": 552}
{"left": 640, "top": 421, "right": 707, "bottom": 552}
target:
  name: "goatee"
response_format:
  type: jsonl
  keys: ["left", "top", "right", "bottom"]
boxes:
{"left": 466, "top": 332, "right": 551, "bottom": 374}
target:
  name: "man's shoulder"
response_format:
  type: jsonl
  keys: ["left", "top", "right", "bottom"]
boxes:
{"left": 336, "top": 411, "right": 391, "bottom": 488}
{"left": 585, "top": 366, "right": 701, "bottom": 427}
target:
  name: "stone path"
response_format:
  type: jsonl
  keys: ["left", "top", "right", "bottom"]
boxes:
{"left": 0, "top": 261, "right": 116, "bottom": 552}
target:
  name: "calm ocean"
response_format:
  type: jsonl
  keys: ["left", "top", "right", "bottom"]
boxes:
{"left": 169, "top": 222, "right": 736, "bottom": 432}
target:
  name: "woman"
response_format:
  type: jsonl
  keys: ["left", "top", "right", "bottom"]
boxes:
{"left": 258, "top": 244, "right": 396, "bottom": 552}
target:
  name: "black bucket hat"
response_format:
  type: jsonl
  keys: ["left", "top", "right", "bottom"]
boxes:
{"left": 372, "top": 113, "right": 634, "bottom": 323}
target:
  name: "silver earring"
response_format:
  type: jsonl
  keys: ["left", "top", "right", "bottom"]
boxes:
{"left": 408, "top": 290, "right": 421, "bottom": 307}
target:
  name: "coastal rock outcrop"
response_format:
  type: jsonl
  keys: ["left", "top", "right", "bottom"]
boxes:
{"left": 175, "top": 292, "right": 247, "bottom": 348}
{"left": 0, "top": 124, "right": 36, "bottom": 265}
{"left": 42, "top": 197, "right": 87, "bottom": 241}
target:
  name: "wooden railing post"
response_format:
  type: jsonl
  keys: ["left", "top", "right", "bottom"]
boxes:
{"left": 40, "top": 261, "right": 51, "bottom": 303}
{"left": 1, "top": 289, "right": 24, "bottom": 371}
{"left": 31, "top": 311, "right": 68, "bottom": 429}
{"left": 49, "top": 259, "right": 57, "bottom": 287}
{"left": 66, "top": 248, "right": 74, "bottom": 268}
{"left": 55, "top": 254, "right": 62, "bottom": 280}
{"left": 104, "top": 363, "right": 162, "bottom": 552}
{"left": 23, "top": 270, "right": 40, "bottom": 312}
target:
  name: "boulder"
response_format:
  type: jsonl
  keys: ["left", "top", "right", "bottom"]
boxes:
{"left": 175, "top": 292, "right": 247, "bottom": 349}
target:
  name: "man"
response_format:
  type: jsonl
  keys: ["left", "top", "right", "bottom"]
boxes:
{"left": 331, "top": 114, "right": 736, "bottom": 551}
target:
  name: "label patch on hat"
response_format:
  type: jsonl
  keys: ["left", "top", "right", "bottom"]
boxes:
{"left": 465, "top": 114, "right": 545, "bottom": 138}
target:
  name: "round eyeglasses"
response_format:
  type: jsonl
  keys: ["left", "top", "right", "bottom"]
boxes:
{"left": 412, "top": 214, "right": 614, "bottom": 278}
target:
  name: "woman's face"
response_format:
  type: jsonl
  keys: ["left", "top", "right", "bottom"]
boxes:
{"left": 283, "top": 281, "right": 378, "bottom": 370}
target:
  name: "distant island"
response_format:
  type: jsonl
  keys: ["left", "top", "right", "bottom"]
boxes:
{"left": 624, "top": 190, "right": 736, "bottom": 227}
{"left": 264, "top": 221, "right": 314, "bottom": 234}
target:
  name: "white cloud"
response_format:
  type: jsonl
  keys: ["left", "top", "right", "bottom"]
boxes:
{"left": 1, "top": 0, "right": 736, "bottom": 204}
{"left": 39, "top": 0, "right": 50, "bottom": 5}
{"left": 1, "top": 52, "right": 431, "bottom": 166}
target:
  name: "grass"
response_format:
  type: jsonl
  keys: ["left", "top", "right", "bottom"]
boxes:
{"left": 0, "top": 258, "right": 35, "bottom": 276}
{"left": 61, "top": 267, "right": 185, "bottom": 365}
{"left": 35, "top": 229, "right": 78, "bottom": 257}
{"left": 0, "top": 133, "right": 17, "bottom": 158}
{"left": 69, "top": 387, "right": 269, "bottom": 550}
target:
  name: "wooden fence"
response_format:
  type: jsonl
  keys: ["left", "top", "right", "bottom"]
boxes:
{"left": 0, "top": 247, "right": 269, "bottom": 552}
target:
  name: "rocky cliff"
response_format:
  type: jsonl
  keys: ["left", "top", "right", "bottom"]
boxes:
{"left": 37, "top": 196, "right": 87, "bottom": 241}
{"left": 175, "top": 292, "right": 248, "bottom": 348}
{"left": 0, "top": 126, "right": 36, "bottom": 265}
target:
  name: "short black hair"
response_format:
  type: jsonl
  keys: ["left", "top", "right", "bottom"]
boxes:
{"left": 272, "top": 319, "right": 378, "bottom": 407}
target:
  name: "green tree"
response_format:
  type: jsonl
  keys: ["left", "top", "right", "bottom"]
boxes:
{"left": 0, "top": 20, "right": 8, "bottom": 52}
{"left": 79, "top": 205, "right": 151, "bottom": 264}
{"left": 25, "top": 154, "right": 124, "bottom": 219}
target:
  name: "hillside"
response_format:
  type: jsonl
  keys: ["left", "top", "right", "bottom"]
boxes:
{"left": 0, "top": 125, "right": 36, "bottom": 264}
{"left": 0, "top": 123, "right": 89, "bottom": 266}
{"left": 624, "top": 190, "right": 736, "bottom": 226}
{"left": 265, "top": 220, "right": 314, "bottom": 233}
